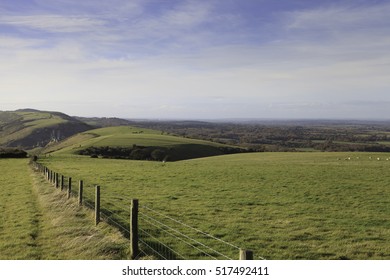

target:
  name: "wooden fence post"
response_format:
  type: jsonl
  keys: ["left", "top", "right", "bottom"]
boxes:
{"left": 67, "top": 177, "right": 72, "bottom": 199}
{"left": 239, "top": 249, "right": 253, "bottom": 260}
{"left": 130, "top": 199, "right": 139, "bottom": 259}
{"left": 95, "top": 185, "right": 100, "bottom": 225}
{"left": 78, "top": 180, "right": 83, "bottom": 206}
{"left": 55, "top": 173, "right": 59, "bottom": 188}
{"left": 61, "top": 175, "right": 64, "bottom": 191}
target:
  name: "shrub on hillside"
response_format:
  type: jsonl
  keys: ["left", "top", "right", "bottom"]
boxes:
{"left": 151, "top": 149, "right": 167, "bottom": 161}
{"left": 0, "top": 148, "right": 28, "bottom": 158}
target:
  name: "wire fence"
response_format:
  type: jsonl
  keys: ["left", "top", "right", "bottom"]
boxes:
{"left": 138, "top": 205, "right": 240, "bottom": 260}
{"left": 31, "top": 161, "right": 261, "bottom": 260}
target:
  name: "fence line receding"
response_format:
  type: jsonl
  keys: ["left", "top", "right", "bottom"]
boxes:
{"left": 31, "top": 161, "right": 261, "bottom": 260}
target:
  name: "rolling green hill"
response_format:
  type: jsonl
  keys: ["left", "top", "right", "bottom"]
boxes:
{"left": 0, "top": 109, "right": 92, "bottom": 150}
{"left": 1, "top": 109, "right": 247, "bottom": 160}
{"left": 44, "top": 126, "right": 247, "bottom": 161}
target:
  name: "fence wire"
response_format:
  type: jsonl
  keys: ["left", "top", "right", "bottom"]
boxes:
{"left": 139, "top": 212, "right": 229, "bottom": 259}
{"left": 33, "top": 162, "right": 261, "bottom": 260}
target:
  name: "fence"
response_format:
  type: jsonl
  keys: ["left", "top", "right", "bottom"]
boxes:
{"left": 31, "top": 161, "right": 260, "bottom": 260}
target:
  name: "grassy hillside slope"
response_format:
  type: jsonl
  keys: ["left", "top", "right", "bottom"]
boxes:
{"left": 0, "top": 109, "right": 92, "bottom": 150}
{"left": 39, "top": 152, "right": 390, "bottom": 260}
{"left": 44, "top": 126, "right": 245, "bottom": 161}
{"left": 0, "top": 159, "right": 128, "bottom": 259}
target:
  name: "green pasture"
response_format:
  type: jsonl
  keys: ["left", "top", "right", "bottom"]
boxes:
{"left": 0, "top": 159, "right": 128, "bottom": 259}
{"left": 0, "top": 159, "right": 42, "bottom": 259}
{"left": 39, "top": 152, "right": 390, "bottom": 260}
{"left": 45, "top": 126, "right": 233, "bottom": 161}
{"left": 48, "top": 126, "right": 228, "bottom": 153}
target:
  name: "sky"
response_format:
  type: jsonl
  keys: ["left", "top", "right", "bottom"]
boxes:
{"left": 1, "top": 0, "right": 390, "bottom": 120}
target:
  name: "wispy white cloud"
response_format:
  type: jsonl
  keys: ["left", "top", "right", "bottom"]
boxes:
{"left": 161, "top": 1, "right": 212, "bottom": 28}
{"left": 0, "top": 14, "right": 106, "bottom": 33}
{"left": 34, "top": 0, "right": 144, "bottom": 18}
{"left": 286, "top": 2, "right": 390, "bottom": 31}
{"left": 0, "top": 36, "right": 44, "bottom": 49}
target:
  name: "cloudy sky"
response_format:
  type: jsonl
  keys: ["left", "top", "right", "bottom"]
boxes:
{"left": 1, "top": 0, "right": 389, "bottom": 119}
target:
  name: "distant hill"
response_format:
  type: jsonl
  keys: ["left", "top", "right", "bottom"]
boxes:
{"left": 0, "top": 109, "right": 92, "bottom": 150}
{"left": 0, "top": 109, "right": 248, "bottom": 160}
{"left": 75, "top": 116, "right": 134, "bottom": 128}
{"left": 44, "top": 126, "right": 248, "bottom": 161}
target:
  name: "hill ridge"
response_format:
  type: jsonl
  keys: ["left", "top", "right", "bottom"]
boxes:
{"left": 0, "top": 109, "right": 93, "bottom": 150}
{"left": 44, "top": 125, "right": 248, "bottom": 161}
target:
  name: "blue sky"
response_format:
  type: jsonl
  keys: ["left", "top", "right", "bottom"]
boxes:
{"left": 1, "top": 0, "right": 389, "bottom": 119}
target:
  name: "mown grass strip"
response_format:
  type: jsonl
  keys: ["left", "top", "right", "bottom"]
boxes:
{"left": 0, "top": 159, "right": 42, "bottom": 259}
{"left": 0, "top": 159, "right": 129, "bottom": 259}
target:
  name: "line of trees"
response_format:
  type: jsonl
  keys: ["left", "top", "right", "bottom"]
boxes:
{"left": 0, "top": 148, "right": 27, "bottom": 158}
{"left": 77, "top": 144, "right": 251, "bottom": 162}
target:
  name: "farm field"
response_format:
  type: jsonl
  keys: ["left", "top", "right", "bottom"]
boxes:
{"left": 39, "top": 152, "right": 390, "bottom": 260}
{"left": 0, "top": 159, "right": 128, "bottom": 260}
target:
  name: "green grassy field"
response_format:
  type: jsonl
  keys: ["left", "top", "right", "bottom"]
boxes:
{"left": 39, "top": 152, "right": 390, "bottom": 260}
{"left": 0, "top": 159, "right": 43, "bottom": 259}
{"left": 47, "top": 126, "right": 229, "bottom": 152}
{"left": 0, "top": 159, "right": 128, "bottom": 260}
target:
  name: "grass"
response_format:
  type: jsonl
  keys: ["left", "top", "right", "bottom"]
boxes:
{"left": 39, "top": 152, "right": 390, "bottom": 260}
{"left": 48, "top": 126, "right": 229, "bottom": 153}
{"left": 44, "top": 126, "right": 236, "bottom": 161}
{"left": 0, "top": 159, "right": 43, "bottom": 259}
{"left": 0, "top": 159, "right": 129, "bottom": 260}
